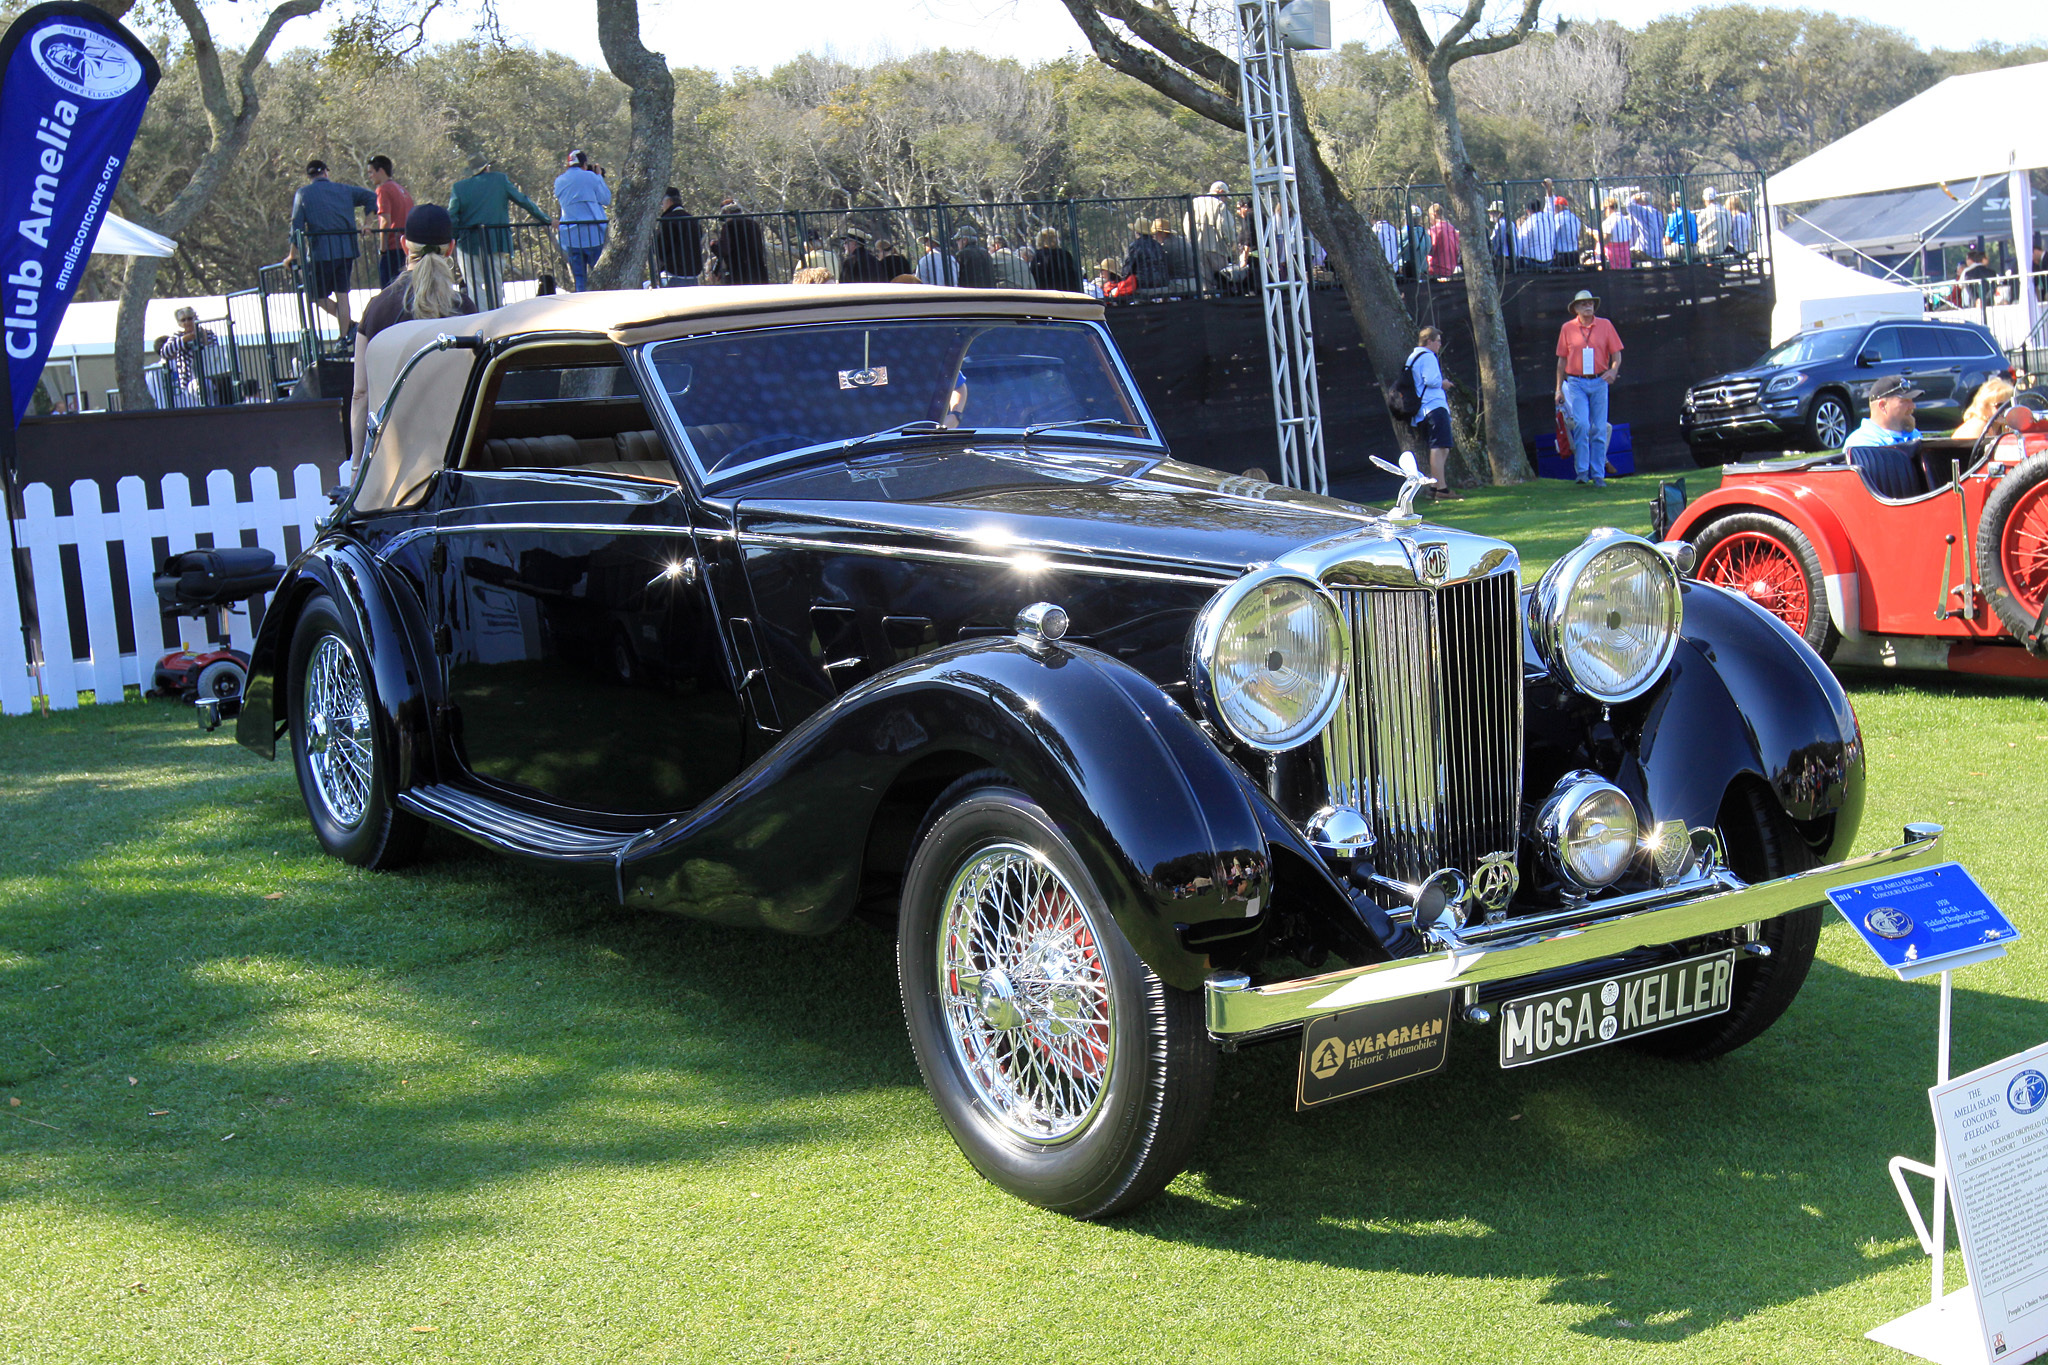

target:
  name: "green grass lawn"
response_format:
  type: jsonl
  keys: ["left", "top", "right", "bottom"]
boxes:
{"left": 4, "top": 475, "right": 2046, "bottom": 1364}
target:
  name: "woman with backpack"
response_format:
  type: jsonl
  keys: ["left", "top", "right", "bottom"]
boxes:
{"left": 1399, "top": 327, "right": 1460, "bottom": 501}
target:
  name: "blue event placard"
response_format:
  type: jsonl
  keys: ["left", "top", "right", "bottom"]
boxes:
{"left": 1826, "top": 861, "right": 2018, "bottom": 980}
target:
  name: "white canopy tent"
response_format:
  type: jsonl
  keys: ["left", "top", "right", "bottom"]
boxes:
{"left": 92, "top": 212, "right": 175, "bottom": 258}
{"left": 1770, "top": 238, "right": 1922, "bottom": 343}
{"left": 1767, "top": 61, "right": 2046, "bottom": 349}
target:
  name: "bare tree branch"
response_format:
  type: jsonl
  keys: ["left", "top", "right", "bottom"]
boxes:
{"left": 1056, "top": 0, "right": 1243, "bottom": 130}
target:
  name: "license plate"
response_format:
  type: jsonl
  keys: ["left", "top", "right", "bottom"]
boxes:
{"left": 1498, "top": 950, "right": 1736, "bottom": 1069}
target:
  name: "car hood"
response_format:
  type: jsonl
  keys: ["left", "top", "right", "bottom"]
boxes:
{"left": 1691, "top": 365, "right": 1783, "bottom": 389}
{"left": 727, "top": 444, "right": 1410, "bottom": 576}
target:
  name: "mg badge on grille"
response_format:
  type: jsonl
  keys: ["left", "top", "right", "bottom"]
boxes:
{"left": 1418, "top": 542, "right": 1450, "bottom": 584}
{"left": 1472, "top": 852, "right": 1519, "bottom": 912}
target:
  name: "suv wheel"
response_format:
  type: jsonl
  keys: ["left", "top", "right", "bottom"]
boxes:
{"left": 1806, "top": 392, "right": 1851, "bottom": 450}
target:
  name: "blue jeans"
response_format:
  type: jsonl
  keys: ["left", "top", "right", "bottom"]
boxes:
{"left": 565, "top": 244, "right": 602, "bottom": 292}
{"left": 1562, "top": 375, "right": 1611, "bottom": 482}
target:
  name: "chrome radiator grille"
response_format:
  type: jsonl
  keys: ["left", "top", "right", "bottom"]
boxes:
{"left": 1319, "top": 571, "right": 1523, "bottom": 887}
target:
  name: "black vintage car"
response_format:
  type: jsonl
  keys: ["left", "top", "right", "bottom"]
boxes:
{"left": 232, "top": 286, "right": 1941, "bottom": 1217}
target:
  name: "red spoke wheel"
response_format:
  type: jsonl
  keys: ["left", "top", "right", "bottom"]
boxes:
{"left": 1691, "top": 512, "right": 1841, "bottom": 660}
{"left": 1980, "top": 454, "right": 2048, "bottom": 649}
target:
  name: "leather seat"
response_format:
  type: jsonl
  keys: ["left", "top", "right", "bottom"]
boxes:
{"left": 476, "top": 434, "right": 583, "bottom": 469}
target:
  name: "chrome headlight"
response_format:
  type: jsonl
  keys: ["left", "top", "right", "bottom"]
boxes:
{"left": 1530, "top": 529, "right": 1682, "bottom": 704}
{"left": 1189, "top": 570, "right": 1347, "bottom": 752}
{"left": 1536, "top": 772, "right": 1640, "bottom": 891}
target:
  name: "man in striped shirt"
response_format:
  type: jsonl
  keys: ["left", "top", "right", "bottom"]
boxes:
{"left": 1373, "top": 214, "right": 1399, "bottom": 270}
{"left": 1627, "top": 193, "right": 1663, "bottom": 265}
{"left": 1514, "top": 200, "right": 1552, "bottom": 271}
{"left": 1549, "top": 196, "right": 1583, "bottom": 270}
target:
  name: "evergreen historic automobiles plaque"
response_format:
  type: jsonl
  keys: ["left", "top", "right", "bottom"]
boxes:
{"left": 1297, "top": 991, "right": 1453, "bottom": 1108}
{"left": 1498, "top": 950, "right": 1737, "bottom": 1068}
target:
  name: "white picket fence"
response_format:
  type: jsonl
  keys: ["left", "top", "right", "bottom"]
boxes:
{"left": 1, "top": 464, "right": 328, "bottom": 715}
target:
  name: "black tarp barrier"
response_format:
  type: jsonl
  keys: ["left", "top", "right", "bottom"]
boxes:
{"left": 1106, "top": 260, "right": 1773, "bottom": 495}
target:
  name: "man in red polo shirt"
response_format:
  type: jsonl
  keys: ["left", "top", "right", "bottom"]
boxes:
{"left": 366, "top": 155, "right": 414, "bottom": 288}
{"left": 1554, "top": 288, "right": 1623, "bottom": 486}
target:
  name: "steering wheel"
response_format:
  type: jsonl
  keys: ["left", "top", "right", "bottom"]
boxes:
{"left": 716, "top": 431, "right": 812, "bottom": 467}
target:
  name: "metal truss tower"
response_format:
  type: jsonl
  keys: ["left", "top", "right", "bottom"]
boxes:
{"left": 1236, "top": 0, "right": 1327, "bottom": 495}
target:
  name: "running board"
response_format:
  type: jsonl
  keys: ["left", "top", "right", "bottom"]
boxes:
{"left": 397, "top": 784, "right": 647, "bottom": 864}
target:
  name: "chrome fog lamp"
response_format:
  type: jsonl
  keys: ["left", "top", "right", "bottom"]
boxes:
{"left": 1189, "top": 569, "right": 1348, "bottom": 752}
{"left": 1536, "top": 772, "right": 1640, "bottom": 892}
{"left": 1529, "top": 529, "right": 1682, "bottom": 704}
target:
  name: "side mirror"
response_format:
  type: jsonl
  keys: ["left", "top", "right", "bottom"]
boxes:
{"left": 1856, "top": 351, "right": 1880, "bottom": 367}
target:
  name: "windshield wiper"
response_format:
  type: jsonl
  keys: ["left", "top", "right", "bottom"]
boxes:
{"left": 842, "top": 420, "right": 979, "bottom": 453}
{"left": 1022, "top": 417, "right": 1148, "bottom": 438}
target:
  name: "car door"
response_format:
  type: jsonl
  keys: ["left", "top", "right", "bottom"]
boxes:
{"left": 428, "top": 358, "right": 746, "bottom": 818}
{"left": 1900, "top": 326, "right": 1963, "bottom": 426}
{"left": 1854, "top": 325, "right": 1905, "bottom": 419}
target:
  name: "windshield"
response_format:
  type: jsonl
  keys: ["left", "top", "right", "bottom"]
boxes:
{"left": 1754, "top": 330, "right": 1858, "bottom": 369}
{"left": 643, "top": 318, "right": 1154, "bottom": 482}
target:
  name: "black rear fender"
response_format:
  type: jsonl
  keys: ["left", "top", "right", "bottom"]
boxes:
{"left": 235, "top": 541, "right": 437, "bottom": 799}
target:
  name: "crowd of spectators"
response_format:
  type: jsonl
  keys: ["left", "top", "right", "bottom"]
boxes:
{"left": 1403, "top": 180, "right": 1757, "bottom": 282}
{"left": 279, "top": 154, "right": 1768, "bottom": 325}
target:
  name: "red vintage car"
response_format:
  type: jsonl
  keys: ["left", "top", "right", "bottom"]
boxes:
{"left": 1663, "top": 404, "right": 2048, "bottom": 679}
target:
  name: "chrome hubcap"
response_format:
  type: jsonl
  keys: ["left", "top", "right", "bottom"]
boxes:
{"left": 939, "top": 843, "right": 1114, "bottom": 1143}
{"left": 304, "top": 634, "right": 372, "bottom": 828}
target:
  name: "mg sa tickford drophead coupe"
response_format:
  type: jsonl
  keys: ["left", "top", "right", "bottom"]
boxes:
{"left": 232, "top": 286, "right": 1942, "bottom": 1217}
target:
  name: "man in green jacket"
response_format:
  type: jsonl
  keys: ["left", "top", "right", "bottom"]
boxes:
{"left": 447, "top": 153, "right": 548, "bottom": 310}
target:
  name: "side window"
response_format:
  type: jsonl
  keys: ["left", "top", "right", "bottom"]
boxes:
{"left": 1959, "top": 328, "right": 2002, "bottom": 359}
{"left": 464, "top": 357, "right": 674, "bottom": 482}
{"left": 1862, "top": 328, "right": 1903, "bottom": 362}
{"left": 1902, "top": 327, "right": 1954, "bottom": 359}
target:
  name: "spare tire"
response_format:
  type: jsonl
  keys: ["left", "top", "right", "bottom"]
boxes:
{"left": 1979, "top": 452, "right": 2048, "bottom": 651}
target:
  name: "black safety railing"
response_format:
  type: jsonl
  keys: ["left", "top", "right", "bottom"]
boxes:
{"left": 216, "top": 179, "right": 1768, "bottom": 408}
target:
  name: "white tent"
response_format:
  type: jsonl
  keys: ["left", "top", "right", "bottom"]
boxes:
{"left": 1769, "top": 238, "right": 1922, "bottom": 343}
{"left": 92, "top": 212, "right": 175, "bottom": 258}
{"left": 1767, "top": 63, "right": 2048, "bottom": 205}
{"left": 1767, "top": 62, "right": 2045, "bottom": 350}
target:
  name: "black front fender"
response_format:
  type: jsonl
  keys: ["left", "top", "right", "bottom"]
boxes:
{"left": 1631, "top": 580, "right": 1864, "bottom": 859}
{"left": 234, "top": 539, "right": 437, "bottom": 800}
{"left": 619, "top": 637, "right": 1270, "bottom": 991}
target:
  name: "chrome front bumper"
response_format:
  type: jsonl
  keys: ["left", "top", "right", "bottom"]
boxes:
{"left": 1205, "top": 823, "right": 1943, "bottom": 1038}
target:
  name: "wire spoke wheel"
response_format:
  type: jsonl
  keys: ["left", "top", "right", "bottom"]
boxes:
{"left": 1999, "top": 480, "right": 2048, "bottom": 620}
{"left": 939, "top": 843, "right": 1114, "bottom": 1143}
{"left": 898, "top": 778, "right": 1214, "bottom": 1217}
{"left": 303, "top": 634, "right": 373, "bottom": 829}
{"left": 1698, "top": 530, "right": 1812, "bottom": 634}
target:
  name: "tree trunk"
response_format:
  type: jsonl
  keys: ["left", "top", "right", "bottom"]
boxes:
{"left": 1419, "top": 66, "right": 1529, "bottom": 484}
{"left": 112, "top": 0, "right": 320, "bottom": 410}
{"left": 590, "top": 0, "right": 673, "bottom": 292}
{"left": 1287, "top": 91, "right": 1422, "bottom": 460}
{"left": 113, "top": 255, "right": 165, "bottom": 409}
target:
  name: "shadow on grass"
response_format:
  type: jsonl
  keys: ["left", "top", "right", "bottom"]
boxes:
{"left": 0, "top": 704, "right": 923, "bottom": 1267}
{"left": 1120, "top": 949, "right": 2048, "bottom": 1342}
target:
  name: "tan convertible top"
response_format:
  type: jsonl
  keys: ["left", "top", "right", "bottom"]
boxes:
{"left": 354, "top": 284, "right": 1103, "bottom": 511}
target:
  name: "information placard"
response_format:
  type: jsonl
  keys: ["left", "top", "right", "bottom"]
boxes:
{"left": 1827, "top": 862, "right": 2019, "bottom": 981}
{"left": 1932, "top": 1040, "right": 2048, "bottom": 1365}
